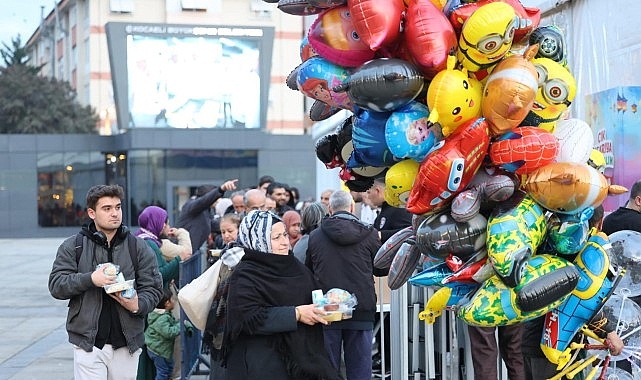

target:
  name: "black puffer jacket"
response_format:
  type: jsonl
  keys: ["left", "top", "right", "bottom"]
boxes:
{"left": 306, "top": 211, "right": 382, "bottom": 323}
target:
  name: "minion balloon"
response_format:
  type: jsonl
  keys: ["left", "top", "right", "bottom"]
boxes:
{"left": 457, "top": 2, "right": 517, "bottom": 81}
{"left": 520, "top": 57, "right": 576, "bottom": 132}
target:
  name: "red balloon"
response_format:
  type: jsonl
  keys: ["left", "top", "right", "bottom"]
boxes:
{"left": 347, "top": 0, "right": 405, "bottom": 51}
{"left": 489, "top": 126, "right": 559, "bottom": 175}
{"left": 403, "top": 0, "right": 458, "bottom": 79}
{"left": 407, "top": 117, "right": 490, "bottom": 215}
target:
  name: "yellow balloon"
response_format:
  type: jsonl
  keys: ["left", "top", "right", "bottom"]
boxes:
{"left": 385, "top": 159, "right": 420, "bottom": 208}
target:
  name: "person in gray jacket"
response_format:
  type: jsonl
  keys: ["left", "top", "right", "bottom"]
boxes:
{"left": 49, "top": 184, "right": 163, "bottom": 380}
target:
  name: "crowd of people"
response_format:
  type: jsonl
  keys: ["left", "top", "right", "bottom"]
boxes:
{"left": 48, "top": 174, "right": 639, "bottom": 380}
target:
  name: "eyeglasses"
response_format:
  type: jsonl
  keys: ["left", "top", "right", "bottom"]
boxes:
{"left": 535, "top": 64, "right": 572, "bottom": 107}
{"left": 463, "top": 17, "right": 517, "bottom": 55}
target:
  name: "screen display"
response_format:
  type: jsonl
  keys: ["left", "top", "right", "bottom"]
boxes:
{"left": 106, "top": 23, "right": 274, "bottom": 131}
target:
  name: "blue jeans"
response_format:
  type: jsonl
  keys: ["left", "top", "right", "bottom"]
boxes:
{"left": 147, "top": 349, "right": 174, "bottom": 380}
{"left": 323, "top": 329, "right": 373, "bottom": 380}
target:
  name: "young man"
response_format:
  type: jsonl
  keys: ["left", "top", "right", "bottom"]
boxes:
{"left": 266, "top": 182, "right": 293, "bottom": 217}
{"left": 49, "top": 184, "right": 164, "bottom": 380}
{"left": 366, "top": 176, "right": 412, "bottom": 243}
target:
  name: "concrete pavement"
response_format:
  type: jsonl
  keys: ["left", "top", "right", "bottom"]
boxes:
{"left": 0, "top": 237, "right": 208, "bottom": 380}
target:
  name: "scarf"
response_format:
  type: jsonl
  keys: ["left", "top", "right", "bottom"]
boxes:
{"left": 283, "top": 210, "right": 302, "bottom": 247}
{"left": 237, "top": 210, "right": 283, "bottom": 252}
{"left": 223, "top": 248, "right": 341, "bottom": 380}
{"left": 135, "top": 206, "right": 167, "bottom": 247}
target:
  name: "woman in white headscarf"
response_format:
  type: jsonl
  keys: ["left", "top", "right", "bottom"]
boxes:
{"left": 222, "top": 210, "right": 341, "bottom": 380}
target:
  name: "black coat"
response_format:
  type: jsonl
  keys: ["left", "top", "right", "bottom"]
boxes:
{"left": 373, "top": 202, "right": 412, "bottom": 243}
{"left": 306, "top": 211, "right": 382, "bottom": 323}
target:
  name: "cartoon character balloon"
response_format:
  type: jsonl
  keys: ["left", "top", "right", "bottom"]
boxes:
{"left": 426, "top": 55, "right": 483, "bottom": 137}
{"left": 385, "top": 102, "right": 441, "bottom": 161}
{"left": 520, "top": 57, "right": 576, "bottom": 132}
{"left": 525, "top": 162, "right": 628, "bottom": 214}
{"left": 529, "top": 25, "right": 568, "bottom": 66}
{"left": 553, "top": 118, "right": 594, "bottom": 164}
{"left": 384, "top": 159, "right": 420, "bottom": 208}
{"left": 307, "top": 6, "right": 376, "bottom": 67}
{"left": 297, "top": 56, "right": 353, "bottom": 110}
{"left": 456, "top": 2, "right": 517, "bottom": 80}
{"left": 481, "top": 44, "right": 539, "bottom": 136}
{"left": 406, "top": 117, "right": 490, "bottom": 215}
{"left": 489, "top": 126, "right": 559, "bottom": 174}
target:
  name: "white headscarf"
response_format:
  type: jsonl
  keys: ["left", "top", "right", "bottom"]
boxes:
{"left": 238, "top": 210, "right": 283, "bottom": 253}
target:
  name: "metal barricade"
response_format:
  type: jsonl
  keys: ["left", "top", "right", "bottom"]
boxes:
{"left": 179, "top": 251, "right": 210, "bottom": 379}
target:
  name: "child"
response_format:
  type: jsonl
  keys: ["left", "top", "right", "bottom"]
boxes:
{"left": 145, "top": 289, "right": 192, "bottom": 380}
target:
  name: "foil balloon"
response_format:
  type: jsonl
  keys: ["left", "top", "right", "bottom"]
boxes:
{"left": 300, "top": 35, "right": 319, "bottom": 62}
{"left": 524, "top": 162, "right": 628, "bottom": 214}
{"left": 406, "top": 117, "right": 490, "bottom": 215}
{"left": 543, "top": 209, "right": 593, "bottom": 257}
{"left": 456, "top": 2, "right": 517, "bottom": 79}
{"left": 404, "top": 0, "right": 458, "bottom": 79}
{"left": 339, "top": 139, "right": 387, "bottom": 178}
{"left": 415, "top": 208, "right": 487, "bottom": 261}
{"left": 426, "top": 55, "right": 483, "bottom": 137}
{"left": 588, "top": 148, "right": 606, "bottom": 173}
{"left": 489, "top": 126, "right": 559, "bottom": 174}
{"left": 486, "top": 190, "right": 547, "bottom": 287}
{"left": 529, "top": 25, "right": 567, "bottom": 66}
{"left": 520, "top": 57, "right": 576, "bottom": 132}
{"left": 456, "top": 254, "right": 576, "bottom": 326}
{"left": 384, "top": 159, "right": 420, "bottom": 208}
{"left": 451, "top": 166, "right": 518, "bottom": 222}
{"left": 278, "top": 0, "right": 324, "bottom": 15}
{"left": 590, "top": 294, "right": 641, "bottom": 365}
{"left": 384, "top": 102, "right": 440, "bottom": 161}
{"left": 308, "top": 0, "right": 347, "bottom": 6}
{"left": 373, "top": 226, "right": 414, "bottom": 269}
{"left": 347, "top": 106, "right": 398, "bottom": 168}
{"left": 515, "top": 254, "right": 579, "bottom": 312}
{"left": 482, "top": 44, "right": 539, "bottom": 136}
{"left": 541, "top": 232, "right": 623, "bottom": 367}
{"left": 307, "top": 6, "right": 376, "bottom": 67}
{"left": 309, "top": 100, "right": 342, "bottom": 121}
{"left": 336, "top": 58, "right": 425, "bottom": 113}
{"left": 297, "top": 56, "right": 353, "bottom": 110}
{"left": 553, "top": 118, "right": 594, "bottom": 164}
{"left": 388, "top": 239, "right": 422, "bottom": 290}
{"left": 347, "top": 0, "right": 405, "bottom": 51}
{"left": 445, "top": 0, "right": 541, "bottom": 45}
{"left": 419, "top": 282, "right": 480, "bottom": 324}
{"left": 610, "top": 230, "right": 641, "bottom": 298}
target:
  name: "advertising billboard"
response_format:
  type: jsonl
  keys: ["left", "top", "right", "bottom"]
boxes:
{"left": 106, "top": 22, "right": 274, "bottom": 131}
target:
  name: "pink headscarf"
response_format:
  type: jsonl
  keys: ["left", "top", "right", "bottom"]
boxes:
{"left": 282, "top": 210, "right": 302, "bottom": 248}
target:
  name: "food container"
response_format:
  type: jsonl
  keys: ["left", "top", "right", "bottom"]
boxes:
{"left": 104, "top": 279, "right": 135, "bottom": 294}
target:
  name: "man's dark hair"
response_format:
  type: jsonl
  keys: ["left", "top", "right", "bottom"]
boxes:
{"left": 266, "top": 182, "right": 287, "bottom": 196}
{"left": 86, "top": 184, "right": 124, "bottom": 210}
{"left": 258, "top": 175, "right": 275, "bottom": 188}
{"left": 630, "top": 180, "right": 641, "bottom": 200}
{"left": 589, "top": 205, "right": 604, "bottom": 229}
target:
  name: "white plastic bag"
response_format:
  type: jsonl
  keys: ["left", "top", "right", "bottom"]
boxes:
{"left": 177, "top": 259, "right": 222, "bottom": 331}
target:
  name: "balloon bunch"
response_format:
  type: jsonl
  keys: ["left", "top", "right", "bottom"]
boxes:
{"left": 264, "top": 0, "right": 632, "bottom": 369}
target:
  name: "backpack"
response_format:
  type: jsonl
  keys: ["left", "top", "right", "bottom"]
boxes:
{"left": 74, "top": 232, "right": 138, "bottom": 268}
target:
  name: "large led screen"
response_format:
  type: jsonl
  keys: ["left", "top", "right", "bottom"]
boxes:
{"left": 106, "top": 23, "right": 274, "bottom": 131}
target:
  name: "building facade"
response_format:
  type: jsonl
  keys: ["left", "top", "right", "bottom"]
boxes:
{"left": 1, "top": 0, "right": 330, "bottom": 238}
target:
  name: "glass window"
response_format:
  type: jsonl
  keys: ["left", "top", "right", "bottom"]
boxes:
{"left": 37, "top": 151, "right": 104, "bottom": 227}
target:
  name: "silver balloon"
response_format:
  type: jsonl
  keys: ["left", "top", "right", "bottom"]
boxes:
{"left": 610, "top": 230, "right": 641, "bottom": 298}
{"left": 588, "top": 294, "right": 641, "bottom": 366}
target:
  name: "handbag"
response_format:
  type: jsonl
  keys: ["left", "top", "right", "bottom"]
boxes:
{"left": 178, "top": 259, "right": 222, "bottom": 331}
